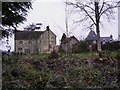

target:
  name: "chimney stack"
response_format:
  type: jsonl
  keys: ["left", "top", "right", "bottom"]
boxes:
{"left": 110, "top": 35, "right": 113, "bottom": 39}
{"left": 46, "top": 26, "right": 49, "bottom": 30}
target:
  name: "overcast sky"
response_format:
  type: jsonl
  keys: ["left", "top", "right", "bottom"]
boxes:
{"left": 1, "top": 0, "right": 119, "bottom": 51}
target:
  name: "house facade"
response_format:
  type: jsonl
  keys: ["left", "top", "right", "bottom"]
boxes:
{"left": 15, "top": 26, "right": 56, "bottom": 54}
{"left": 86, "top": 30, "right": 114, "bottom": 50}
{"left": 59, "top": 33, "right": 79, "bottom": 53}
{"left": 86, "top": 30, "right": 113, "bottom": 44}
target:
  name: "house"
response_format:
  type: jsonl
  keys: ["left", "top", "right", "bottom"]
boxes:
{"left": 86, "top": 30, "right": 97, "bottom": 43}
{"left": 86, "top": 30, "right": 113, "bottom": 44}
{"left": 86, "top": 30, "right": 114, "bottom": 50}
{"left": 100, "top": 35, "right": 113, "bottom": 44}
{"left": 15, "top": 26, "right": 56, "bottom": 54}
{"left": 59, "top": 33, "right": 79, "bottom": 53}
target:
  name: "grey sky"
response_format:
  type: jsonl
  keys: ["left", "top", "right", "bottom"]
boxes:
{"left": 0, "top": 0, "right": 119, "bottom": 51}
{"left": 19, "top": 0, "right": 118, "bottom": 40}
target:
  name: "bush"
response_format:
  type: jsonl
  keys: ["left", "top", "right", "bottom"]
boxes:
{"left": 74, "top": 41, "right": 89, "bottom": 53}
{"left": 2, "top": 53, "right": 119, "bottom": 89}
{"left": 48, "top": 51, "right": 59, "bottom": 59}
{"left": 102, "top": 41, "right": 120, "bottom": 51}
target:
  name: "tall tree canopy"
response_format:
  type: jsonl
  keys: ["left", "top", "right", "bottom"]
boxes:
{"left": 67, "top": 0, "right": 120, "bottom": 51}
{"left": 1, "top": 2, "right": 32, "bottom": 37}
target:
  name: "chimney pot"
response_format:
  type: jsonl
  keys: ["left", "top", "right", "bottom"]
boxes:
{"left": 46, "top": 26, "right": 49, "bottom": 30}
{"left": 110, "top": 35, "right": 113, "bottom": 38}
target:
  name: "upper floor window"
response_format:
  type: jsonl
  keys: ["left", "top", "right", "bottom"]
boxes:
{"left": 102, "top": 39, "right": 106, "bottom": 44}
{"left": 110, "top": 39, "right": 112, "bottom": 42}
{"left": 29, "top": 40, "right": 32, "bottom": 45}
{"left": 19, "top": 41, "right": 23, "bottom": 44}
{"left": 103, "top": 39, "right": 105, "bottom": 42}
{"left": 18, "top": 48, "right": 22, "bottom": 51}
{"left": 51, "top": 41, "right": 54, "bottom": 43}
{"left": 51, "top": 36, "right": 55, "bottom": 40}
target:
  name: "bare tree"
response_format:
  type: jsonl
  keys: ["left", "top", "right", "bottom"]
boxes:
{"left": 67, "top": 0, "right": 120, "bottom": 52}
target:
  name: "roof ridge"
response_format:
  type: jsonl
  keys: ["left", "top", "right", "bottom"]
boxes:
{"left": 15, "top": 30, "right": 44, "bottom": 40}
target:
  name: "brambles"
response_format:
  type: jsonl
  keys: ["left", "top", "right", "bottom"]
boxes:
{"left": 2, "top": 53, "right": 119, "bottom": 89}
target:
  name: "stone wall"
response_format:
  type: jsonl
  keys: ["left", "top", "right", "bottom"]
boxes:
{"left": 39, "top": 30, "right": 56, "bottom": 53}
{"left": 15, "top": 29, "right": 56, "bottom": 54}
{"left": 15, "top": 39, "right": 38, "bottom": 54}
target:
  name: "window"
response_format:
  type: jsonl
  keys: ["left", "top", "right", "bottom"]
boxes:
{"left": 103, "top": 39, "right": 105, "bottom": 42}
{"left": 110, "top": 39, "right": 112, "bottom": 42}
{"left": 49, "top": 44, "right": 52, "bottom": 48}
{"left": 51, "top": 36, "right": 55, "bottom": 40}
{"left": 102, "top": 39, "right": 106, "bottom": 44}
{"left": 19, "top": 41, "right": 23, "bottom": 44}
{"left": 29, "top": 40, "right": 32, "bottom": 45}
{"left": 18, "top": 48, "right": 22, "bottom": 51}
{"left": 25, "top": 49, "right": 30, "bottom": 53}
{"left": 50, "top": 40, "right": 54, "bottom": 43}
{"left": 93, "top": 41, "right": 96, "bottom": 44}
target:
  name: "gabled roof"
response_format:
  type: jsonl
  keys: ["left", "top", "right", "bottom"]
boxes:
{"left": 15, "top": 26, "right": 56, "bottom": 40}
{"left": 86, "top": 30, "right": 97, "bottom": 41}
{"left": 86, "top": 30, "right": 113, "bottom": 42}
{"left": 45, "top": 29, "right": 57, "bottom": 37}
{"left": 69, "top": 36, "right": 79, "bottom": 42}
{"left": 15, "top": 31, "right": 44, "bottom": 40}
{"left": 61, "top": 35, "right": 79, "bottom": 44}
{"left": 100, "top": 37, "right": 113, "bottom": 42}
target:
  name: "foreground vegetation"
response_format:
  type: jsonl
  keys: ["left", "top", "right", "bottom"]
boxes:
{"left": 2, "top": 51, "right": 120, "bottom": 89}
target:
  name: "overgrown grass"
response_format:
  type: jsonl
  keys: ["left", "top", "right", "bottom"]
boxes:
{"left": 30, "top": 53, "right": 50, "bottom": 59}
{"left": 75, "top": 52, "right": 97, "bottom": 59}
{"left": 74, "top": 51, "right": 119, "bottom": 59}
{"left": 8, "top": 51, "right": 118, "bottom": 60}
{"left": 2, "top": 51, "right": 119, "bottom": 89}
{"left": 111, "top": 51, "right": 119, "bottom": 58}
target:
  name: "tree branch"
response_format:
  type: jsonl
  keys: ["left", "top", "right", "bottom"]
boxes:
{"left": 99, "top": 4, "right": 118, "bottom": 18}
{"left": 99, "top": 0, "right": 105, "bottom": 15}
{"left": 68, "top": 2, "right": 96, "bottom": 25}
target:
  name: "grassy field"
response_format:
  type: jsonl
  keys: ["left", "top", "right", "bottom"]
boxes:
{"left": 2, "top": 51, "right": 119, "bottom": 89}
{"left": 28, "top": 51, "right": 118, "bottom": 59}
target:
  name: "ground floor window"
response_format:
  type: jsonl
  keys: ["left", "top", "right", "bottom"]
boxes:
{"left": 25, "top": 48, "right": 30, "bottom": 53}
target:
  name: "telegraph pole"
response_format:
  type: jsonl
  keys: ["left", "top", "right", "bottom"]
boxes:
{"left": 65, "top": 0, "right": 69, "bottom": 53}
{"left": 65, "top": 0, "right": 69, "bottom": 37}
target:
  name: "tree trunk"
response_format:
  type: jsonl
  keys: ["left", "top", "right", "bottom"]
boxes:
{"left": 95, "top": 2, "right": 102, "bottom": 52}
